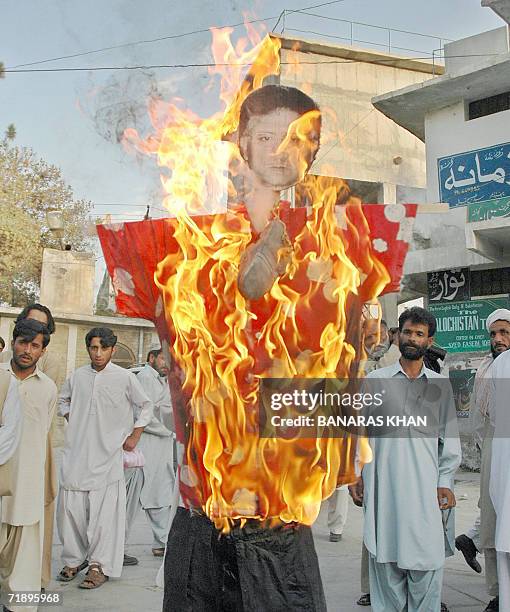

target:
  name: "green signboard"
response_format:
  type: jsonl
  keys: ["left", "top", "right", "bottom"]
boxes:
{"left": 429, "top": 297, "right": 510, "bottom": 353}
{"left": 468, "top": 197, "right": 510, "bottom": 222}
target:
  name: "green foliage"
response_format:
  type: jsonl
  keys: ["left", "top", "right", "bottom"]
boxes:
{"left": 0, "top": 141, "right": 92, "bottom": 305}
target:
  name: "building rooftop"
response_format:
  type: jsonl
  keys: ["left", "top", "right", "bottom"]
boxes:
{"left": 274, "top": 34, "right": 444, "bottom": 76}
{"left": 372, "top": 51, "right": 510, "bottom": 141}
{"left": 482, "top": 0, "right": 510, "bottom": 24}
{"left": 0, "top": 306, "right": 154, "bottom": 328}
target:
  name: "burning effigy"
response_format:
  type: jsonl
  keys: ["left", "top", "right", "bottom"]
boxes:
{"left": 98, "top": 31, "right": 416, "bottom": 611}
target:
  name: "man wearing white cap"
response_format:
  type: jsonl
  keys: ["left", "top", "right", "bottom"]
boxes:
{"left": 488, "top": 309, "right": 510, "bottom": 611}
{"left": 124, "top": 344, "right": 175, "bottom": 564}
{"left": 456, "top": 308, "right": 510, "bottom": 612}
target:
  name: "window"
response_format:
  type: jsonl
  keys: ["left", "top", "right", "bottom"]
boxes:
{"left": 112, "top": 343, "right": 136, "bottom": 369}
{"left": 468, "top": 91, "right": 510, "bottom": 120}
{"left": 470, "top": 267, "right": 510, "bottom": 297}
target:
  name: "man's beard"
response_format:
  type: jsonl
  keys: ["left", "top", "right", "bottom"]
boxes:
{"left": 399, "top": 342, "right": 428, "bottom": 361}
{"left": 491, "top": 344, "right": 508, "bottom": 359}
{"left": 12, "top": 354, "right": 36, "bottom": 369}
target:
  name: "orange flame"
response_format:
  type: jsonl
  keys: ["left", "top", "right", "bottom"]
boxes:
{"left": 126, "top": 29, "right": 384, "bottom": 531}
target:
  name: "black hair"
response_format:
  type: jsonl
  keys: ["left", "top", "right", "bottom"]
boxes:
{"left": 85, "top": 327, "right": 117, "bottom": 349}
{"left": 239, "top": 85, "right": 321, "bottom": 159}
{"left": 16, "top": 303, "right": 55, "bottom": 335}
{"left": 398, "top": 306, "right": 437, "bottom": 337}
{"left": 146, "top": 349, "right": 162, "bottom": 362}
{"left": 380, "top": 319, "right": 387, "bottom": 328}
{"left": 0, "top": 337, "right": 4, "bottom": 350}
{"left": 13, "top": 319, "right": 50, "bottom": 348}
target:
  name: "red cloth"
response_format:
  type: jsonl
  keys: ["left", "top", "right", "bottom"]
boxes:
{"left": 97, "top": 202, "right": 417, "bottom": 516}
{"left": 97, "top": 203, "right": 415, "bottom": 320}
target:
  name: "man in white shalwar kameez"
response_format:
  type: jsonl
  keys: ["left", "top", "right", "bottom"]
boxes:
{"left": 360, "top": 307, "right": 461, "bottom": 612}
{"left": 489, "top": 346, "right": 510, "bottom": 610}
{"left": 456, "top": 309, "right": 510, "bottom": 611}
{"left": 57, "top": 327, "right": 153, "bottom": 589}
{"left": 124, "top": 346, "right": 175, "bottom": 561}
{"left": 0, "top": 320, "right": 57, "bottom": 612}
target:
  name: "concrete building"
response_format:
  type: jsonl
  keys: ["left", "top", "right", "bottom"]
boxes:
{"left": 372, "top": 4, "right": 510, "bottom": 465}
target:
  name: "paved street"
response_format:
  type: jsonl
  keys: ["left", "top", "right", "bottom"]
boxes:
{"left": 50, "top": 470, "right": 490, "bottom": 611}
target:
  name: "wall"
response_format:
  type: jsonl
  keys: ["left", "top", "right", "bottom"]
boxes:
{"left": 444, "top": 26, "right": 509, "bottom": 75}
{"left": 280, "top": 47, "right": 431, "bottom": 190}
{"left": 425, "top": 102, "right": 510, "bottom": 206}
{"left": 39, "top": 249, "right": 96, "bottom": 315}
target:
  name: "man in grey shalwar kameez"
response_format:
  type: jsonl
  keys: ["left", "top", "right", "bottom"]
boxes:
{"left": 360, "top": 307, "right": 461, "bottom": 612}
{"left": 124, "top": 346, "right": 175, "bottom": 562}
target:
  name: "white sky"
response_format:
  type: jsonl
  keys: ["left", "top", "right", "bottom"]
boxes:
{"left": 1, "top": 0, "right": 503, "bottom": 223}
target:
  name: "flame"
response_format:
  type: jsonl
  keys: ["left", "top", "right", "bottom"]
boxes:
{"left": 126, "top": 28, "right": 386, "bottom": 530}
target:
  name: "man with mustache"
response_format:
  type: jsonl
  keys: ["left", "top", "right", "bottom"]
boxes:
{"left": 354, "top": 307, "right": 461, "bottom": 611}
{"left": 456, "top": 308, "right": 510, "bottom": 612}
{"left": 0, "top": 320, "right": 57, "bottom": 612}
{"left": 0, "top": 303, "right": 60, "bottom": 593}
{"left": 488, "top": 323, "right": 510, "bottom": 611}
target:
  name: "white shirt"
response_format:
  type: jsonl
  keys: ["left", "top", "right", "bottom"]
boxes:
{"left": 0, "top": 375, "right": 22, "bottom": 466}
{"left": 0, "top": 374, "right": 22, "bottom": 518}
{"left": 59, "top": 361, "right": 153, "bottom": 491}
{"left": 0, "top": 363, "right": 57, "bottom": 525}
{"left": 489, "top": 349, "right": 510, "bottom": 552}
{"left": 136, "top": 364, "right": 174, "bottom": 435}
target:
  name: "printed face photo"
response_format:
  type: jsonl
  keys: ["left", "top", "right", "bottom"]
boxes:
{"left": 239, "top": 108, "right": 320, "bottom": 192}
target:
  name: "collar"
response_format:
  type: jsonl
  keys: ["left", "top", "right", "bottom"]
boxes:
{"left": 386, "top": 358, "right": 429, "bottom": 380}
{"left": 2, "top": 360, "right": 42, "bottom": 382}
{"left": 143, "top": 363, "right": 165, "bottom": 382}
{"left": 89, "top": 360, "right": 114, "bottom": 374}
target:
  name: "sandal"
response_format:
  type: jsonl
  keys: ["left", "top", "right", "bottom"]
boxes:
{"left": 56, "top": 560, "right": 88, "bottom": 582}
{"left": 357, "top": 593, "right": 371, "bottom": 606}
{"left": 78, "top": 564, "right": 109, "bottom": 589}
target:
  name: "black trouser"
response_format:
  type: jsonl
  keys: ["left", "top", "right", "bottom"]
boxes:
{"left": 163, "top": 507, "right": 327, "bottom": 612}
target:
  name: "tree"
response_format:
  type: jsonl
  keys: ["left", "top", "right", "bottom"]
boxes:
{"left": 0, "top": 140, "right": 92, "bottom": 305}
{"left": 4, "top": 124, "right": 16, "bottom": 140}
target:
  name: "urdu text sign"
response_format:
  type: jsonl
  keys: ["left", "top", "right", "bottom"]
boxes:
{"left": 438, "top": 142, "right": 510, "bottom": 208}
{"left": 429, "top": 298, "right": 510, "bottom": 353}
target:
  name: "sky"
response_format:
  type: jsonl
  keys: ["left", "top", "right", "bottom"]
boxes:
{"left": 1, "top": 0, "right": 504, "bottom": 226}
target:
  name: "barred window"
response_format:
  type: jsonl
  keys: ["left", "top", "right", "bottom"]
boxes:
{"left": 468, "top": 91, "right": 510, "bottom": 120}
{"left": 470, "top": 267, "right": 510, "bottom": 297}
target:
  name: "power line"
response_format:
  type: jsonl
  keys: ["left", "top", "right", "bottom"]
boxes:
{"left": 272, "top": 11, "right": 286, "bottom": 34}
{"left": 312, "top": 107, "right": 376, "bottom": 167}
{"left": 7, "top": 0, "right": 346, "bottom": 70}
{"left": 92, "top": 203, "right": 150, "bottom": 207}
{"left": 3, "top": 53, "right": 500, "bottom": 74}
{"left": 92, "top": 203, "right": 169, "bottom": 212}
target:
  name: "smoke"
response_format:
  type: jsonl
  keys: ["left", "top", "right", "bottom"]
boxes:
{"left": 80, "top": 70, "right": 162, "bottom": 145}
